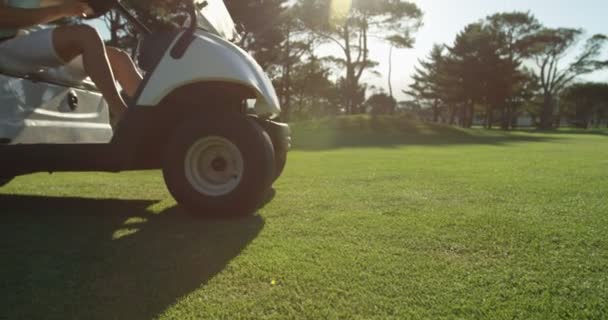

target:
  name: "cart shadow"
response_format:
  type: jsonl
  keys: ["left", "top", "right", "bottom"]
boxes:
{"left": 0, "top": 194, "right": 264, "bottom": 320}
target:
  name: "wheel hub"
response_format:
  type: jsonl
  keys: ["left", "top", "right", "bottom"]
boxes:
{"left": 185, "top": 136, "right": 244, "bottom": 196}
{"left": 211, "top": 157, "right": 228, "bottom": 172}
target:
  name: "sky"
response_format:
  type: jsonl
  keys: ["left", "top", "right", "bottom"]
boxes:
{"left": 363, "top": 0, "right": 608, "bottom": 100}
{"left": 93, "top": 0, "right": 607, "bottom": 101}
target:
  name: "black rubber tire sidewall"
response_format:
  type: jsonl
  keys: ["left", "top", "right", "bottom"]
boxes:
{"left": 274, "top": 150, "right": 287, "bottom": 182}
{"left": 162, "top": 113, "right": 275, "bottom": 217}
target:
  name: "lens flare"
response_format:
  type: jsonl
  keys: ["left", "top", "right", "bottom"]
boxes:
{"left": 330, "top": 0, "right": 352, "bottom": 24}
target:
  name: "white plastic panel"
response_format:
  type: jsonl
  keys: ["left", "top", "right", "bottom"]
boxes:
{"left": 0, "top": 74, "right": 113, "bottom": 144}
{"left": 136, "top": 31, "right": 281, "bottom": 117}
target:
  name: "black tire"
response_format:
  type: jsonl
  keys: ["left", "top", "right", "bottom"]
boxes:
{"left": 0, "top": 177, "right": 12, "bottom": 187}
{"left": 162, "top": 112, "right": 275, "bottom": 217}
{"left": 274, "top": 149, "right": 287, "bottom": 181}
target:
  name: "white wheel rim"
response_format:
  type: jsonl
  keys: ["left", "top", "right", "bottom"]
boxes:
{"left": 185, "top": 136, "right": 244, "bottom": 196}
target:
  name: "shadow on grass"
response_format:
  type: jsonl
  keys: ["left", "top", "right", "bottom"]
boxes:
{"left": 0, "top": 194, "right": 264, "bottom": 320}
{"left": 290, "top": 116, "right": 560, "bottom": 150}
{"left": 511, "top": 127, "right": 608, "bottom": 137}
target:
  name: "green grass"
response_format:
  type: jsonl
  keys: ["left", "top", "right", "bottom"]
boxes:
{"left": 1, "top": 116, "right": 607, "bottom": 319}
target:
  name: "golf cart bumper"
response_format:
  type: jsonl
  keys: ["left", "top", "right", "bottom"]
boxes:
{"left": 252, "top": 117, "right": 291, "bottom": 153}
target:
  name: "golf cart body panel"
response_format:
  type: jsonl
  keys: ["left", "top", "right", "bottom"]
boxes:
{"left": 0, "top": 73, "right": 113, "bottom": 145}
{"left": 136, "top": 31, "right": 281, "bottom": 117}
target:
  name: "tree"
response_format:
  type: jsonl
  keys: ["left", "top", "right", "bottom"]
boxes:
{"left": 529, "top": 29, "right": 608, "bottom": 129}
{"left": 299, "top": 0, "right": 422, "bottom": 114}
{"left": 443, "top": 23, "right": 508, "bottom": 128}
{"left": 102, "top": 8, "right": 138, "bottom": 55}
{"left": 288, "top": 56, "right": 341, "bottom": 119}
{"left": 405, "top": 44, "right": 447, "bottom": 123}
{"left": 272, "top": 6, "right": 320, "bottom": 121}
{"left": 100, "top": 0, "right": 200, "bottom": 53}
{"left": 485, "top": 11, "right": 542, "bottom": 129}
{"left": 506, "top": 68, "right": 540, "bottom": 128}
{"left": 560, "top": 82, "right": 608, "bottom": 128}
{"left": 225, "top": 0, "right": 288, "bottom": 69}
{"left": 366, "top": 92, "right": 396, "bottom": 115}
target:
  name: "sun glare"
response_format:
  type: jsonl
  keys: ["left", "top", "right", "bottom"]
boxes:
{"left": 330, "top": 0, "right": 352, "bottom": 24}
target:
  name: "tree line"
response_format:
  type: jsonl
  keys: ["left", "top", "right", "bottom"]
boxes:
{"left": 407, "top": 12, "right": 608, "bottom": 129}
{"left": 98, "top": 1, "right": 608, "bottom": 128}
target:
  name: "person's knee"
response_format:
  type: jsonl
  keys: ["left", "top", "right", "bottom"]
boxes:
{"left": 56, "top": 25, "right": 102, "bottom": 50}
{"left": 71, "top": 25, "right": 101, "bottom": 42}
{"left": 55, "top": 25, "right": 103, "bottom": 52}
{"left": 107, "top": 47, "right": 130, "bottom": 61}
{"left": 54, "top": 25, "right": 102, "bottom": 61}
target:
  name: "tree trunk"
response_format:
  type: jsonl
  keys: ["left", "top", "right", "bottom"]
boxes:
{"left": 459, "top": 104, "right": 466, "bottom": 127}
{"left": 432, "top": 100, "right": 440, "bottom": 123}
{"left": 464, "top": 103, "right": 474, "bottom": 128}
{"left": 298, "top": 92, "right": 306, "bottom": 119}
{"left": 469, "top": 106, "right": 474, "bottom": 128}
{"left": 500, "top": 106, "right": 510, "bottom": 130}
{"left": 485, "top": 106, "right": 493, "bottom": 129}
{"left": 510, "top": 112, "right": 518, "bottom": 129}
{"left": 449, "top": 105, "right": 456, "bottom": 125}
{"left": 282, "top": 27, "right": 292, "bottom": 122}
{"left": 388, "top": 45, "right": 394, "bottom": 99}
{"left": 539, "top": 94, "right": 554, "bottom": 130}
{"left": 284, "top": 63, "right": 291, "bottom": 121}
{"left": 342, "top": 25, "right": 355, "bottom": 115}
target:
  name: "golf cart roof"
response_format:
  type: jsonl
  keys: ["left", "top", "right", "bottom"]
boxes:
{"left": 196, "top": 0, "right": 239, "bottom": 41}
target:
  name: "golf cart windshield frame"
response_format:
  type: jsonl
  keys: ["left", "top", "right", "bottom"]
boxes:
{"left": 112, "top": 0, "right": 200, "bottom": 35}
{"left": 114, "top": 0, "right": 237, "bottom": 41}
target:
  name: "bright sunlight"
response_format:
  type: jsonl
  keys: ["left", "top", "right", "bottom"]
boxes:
{"left": 329, "top": 0, "right": 352, "bottom": 24}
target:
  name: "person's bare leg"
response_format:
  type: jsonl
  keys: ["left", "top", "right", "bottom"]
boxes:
{"left": 107, "top": 47, "right": 142, "bottom": 98}
{"left": 52, "top": 25, "right": 127, "bottom": 119}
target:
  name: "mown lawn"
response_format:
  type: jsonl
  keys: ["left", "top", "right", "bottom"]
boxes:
{"left": 1, "top": 116, "right": 607, "bottom": 319}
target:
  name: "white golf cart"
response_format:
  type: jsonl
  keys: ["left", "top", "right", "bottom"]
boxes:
{"left": 0, "top": 0, "right": 290, "bottom": 216}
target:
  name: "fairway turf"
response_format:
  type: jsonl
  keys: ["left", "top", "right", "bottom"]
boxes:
{"left": 1, "top": 116, "right": 607, "bottom": 319}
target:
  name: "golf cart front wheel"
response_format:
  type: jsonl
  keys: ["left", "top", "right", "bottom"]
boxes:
{"left": 163, "top": 112, "right": 275, "bottom": 217}
{"left": 274, "top": 150, "right": 287, "bottom": 181}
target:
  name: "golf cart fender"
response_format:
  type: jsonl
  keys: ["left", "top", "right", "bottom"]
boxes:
{"left": 136, "top": 31, "right": 281, "bottom": 117}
